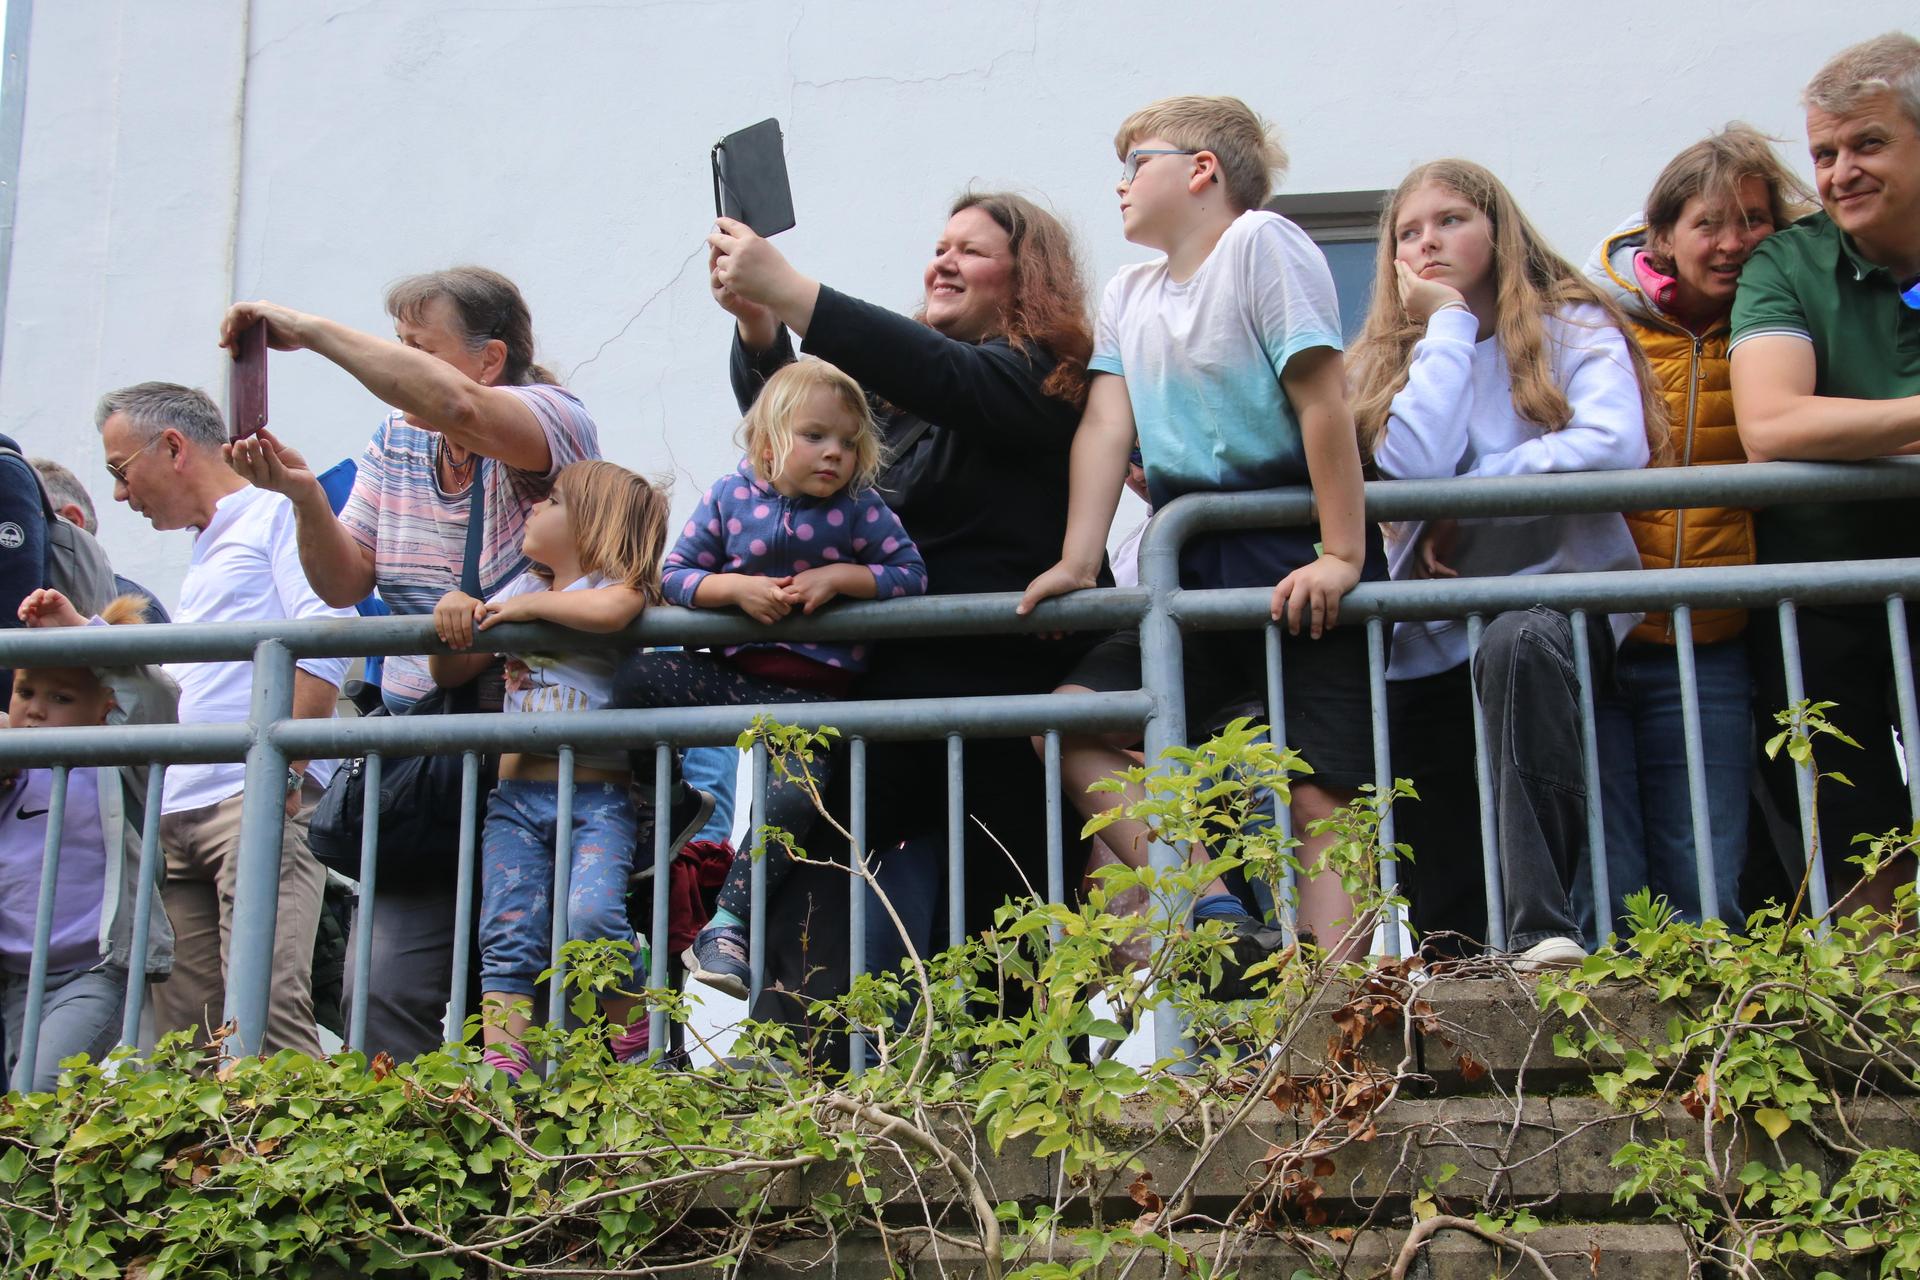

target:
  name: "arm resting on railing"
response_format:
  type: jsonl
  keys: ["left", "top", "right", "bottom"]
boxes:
{"left": 1731, "top": 336, "right": 1920, "bottom": 462}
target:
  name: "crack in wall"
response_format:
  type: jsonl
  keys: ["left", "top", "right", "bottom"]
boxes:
{"left": 565, "top": 243, "right": 704, "bottom": 382}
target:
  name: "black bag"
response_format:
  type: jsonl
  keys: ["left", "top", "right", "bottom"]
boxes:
{"left": 308, "top": 686, "right": 498, "bottom": 886}
{"left": 307, "top": 460, "right": 499, "bottom": 886}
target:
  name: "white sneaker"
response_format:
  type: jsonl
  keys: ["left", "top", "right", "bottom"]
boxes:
{"left": 1512, "top": 936, "right": 1588, "bottom": 973}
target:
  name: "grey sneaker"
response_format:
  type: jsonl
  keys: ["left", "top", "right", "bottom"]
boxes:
{"left": 683, "top": 923, "right": 750, "bottom": 1000}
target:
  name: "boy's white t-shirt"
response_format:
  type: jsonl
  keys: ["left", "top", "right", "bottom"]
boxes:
{"left": 1090, "top": 209, "right": 1347, "bottom": 588}
{"left": 491, "top": 571, "right": 623, "bottom": 716}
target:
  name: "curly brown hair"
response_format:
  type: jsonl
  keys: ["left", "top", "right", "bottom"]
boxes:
{"left": 945, "top": 191, "right": 1093, "bottom": 408}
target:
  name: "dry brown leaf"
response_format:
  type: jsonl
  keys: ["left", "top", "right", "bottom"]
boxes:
{"left": 1128, "top": 1172, "right": 1164, "bottom": 1214}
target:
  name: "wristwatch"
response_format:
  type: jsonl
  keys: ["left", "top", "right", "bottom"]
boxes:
{"left": 285, "top": 768, "right": 305, "bottom": 795}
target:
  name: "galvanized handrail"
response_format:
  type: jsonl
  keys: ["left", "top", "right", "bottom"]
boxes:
{"left": 4, "top": 458, "right": 1920, "bottom": 1083}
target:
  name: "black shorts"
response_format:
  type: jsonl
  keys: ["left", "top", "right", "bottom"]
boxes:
{"left": 1061, "top": 624, "right": 1377, "bottom": 790}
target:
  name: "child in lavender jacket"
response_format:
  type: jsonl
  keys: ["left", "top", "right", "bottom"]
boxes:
{"left": 611, "top": 359, "right": 926, "bottom": 998}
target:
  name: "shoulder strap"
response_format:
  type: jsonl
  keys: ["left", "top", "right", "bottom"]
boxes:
{"left": 0, "top": 445, "right": 57, "bottom": 522}
{"left": 460, "top": 461, "right": 486, "bottom": 598}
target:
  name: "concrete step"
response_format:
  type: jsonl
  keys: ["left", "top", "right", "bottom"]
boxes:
{"left": 741, "top": 1223, "right": 1695, "bottom": 1279}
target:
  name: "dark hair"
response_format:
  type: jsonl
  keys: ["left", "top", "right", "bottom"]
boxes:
{"left": 385, "top": 266, "right": 557, "bottom": 387}
{"left": 948, "top": 191, "right": 1093, "bottom": 408}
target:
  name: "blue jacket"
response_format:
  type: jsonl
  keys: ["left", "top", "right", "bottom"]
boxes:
{"left": 663, "top": 460, "right": 927, "bottom": 672}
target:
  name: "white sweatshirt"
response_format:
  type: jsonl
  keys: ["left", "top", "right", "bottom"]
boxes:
{"left": 1372, "top": 304, "right": 1650, "bottom": 680}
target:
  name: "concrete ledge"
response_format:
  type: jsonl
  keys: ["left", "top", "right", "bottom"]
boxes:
{"left": 739, "top": 1223, "right": 1694, "bottom": 1279}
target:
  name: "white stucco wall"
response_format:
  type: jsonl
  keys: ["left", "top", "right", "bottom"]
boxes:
{"left": 1, "top": 0, "right": 1912, "bottom": 604}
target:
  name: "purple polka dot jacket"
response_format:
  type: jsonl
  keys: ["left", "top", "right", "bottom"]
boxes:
{"left": 661, "top": 458, "right": 929, "bottom": 672}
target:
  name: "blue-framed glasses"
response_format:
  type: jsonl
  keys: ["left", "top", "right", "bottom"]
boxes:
{"left": 1122, "top": 149, "right": 1197, "bottom": 183}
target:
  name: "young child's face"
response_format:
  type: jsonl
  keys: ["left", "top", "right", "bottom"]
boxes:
{"left": 521, "top": 488, "right": 573, "bottom": 568}
{"left": 1117, "top": 134, "right": 1202, "bottom": 249}
{"left": 9, "top": 666, "right": 114, "bottom": 730}
{"left": 770, "top": 387, "right": 862, "bottom": 500}
{"left": 1393, "top": 181, "right": 1496, "bottom": 298}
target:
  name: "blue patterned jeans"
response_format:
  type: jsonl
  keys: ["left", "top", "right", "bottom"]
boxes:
{"left": 479, "top": 780, "right": 640, "bottom": 998}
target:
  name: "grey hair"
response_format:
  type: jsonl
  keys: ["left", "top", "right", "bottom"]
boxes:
{"left": 93, "top": 381, "right": 226, "bottom": 450}
{"left": 1804, "top": 31, "right": 1920, "bottom": 129}
{"left": 28, "top": 457, "right": 96, "bottom": 532}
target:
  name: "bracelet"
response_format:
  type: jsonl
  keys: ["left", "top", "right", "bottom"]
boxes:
{"left": 1433, "top": 300, "right": 1471, "bottom": 315}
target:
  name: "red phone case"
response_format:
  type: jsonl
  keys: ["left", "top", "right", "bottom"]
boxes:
{"left": 230, "top": 320, "right": 269, "bottom": 439}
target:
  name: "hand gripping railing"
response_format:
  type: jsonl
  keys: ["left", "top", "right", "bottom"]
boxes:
{"left": 1, "top": 458, "right": 1919, "bottom": 1082}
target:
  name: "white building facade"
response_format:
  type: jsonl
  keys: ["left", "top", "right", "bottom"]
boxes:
{"left": 0, "top": 0, "right": 1907, "bottom": 604}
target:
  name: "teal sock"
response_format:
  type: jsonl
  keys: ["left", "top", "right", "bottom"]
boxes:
{"left": 708, "top": 907, "right": 746, "bottom": 931}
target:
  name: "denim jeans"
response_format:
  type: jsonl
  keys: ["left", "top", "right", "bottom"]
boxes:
{"left": 1390, "top": 607, "right": 1613, "bottom": 953}
{"left": 479, "top": 781, "right": 641, "bottom": 998}
{"left": 1585, "top": 638, "right": 1751, "bottom": 942}
{"left": 681, "top": 746, "right": 740, "bottom": 846}
{"left": 1, "top": 963, "right": 126, "bottom": 1092}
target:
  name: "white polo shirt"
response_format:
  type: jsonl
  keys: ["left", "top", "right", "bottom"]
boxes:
{"left": 162, "top": 484, "right": 355, "bottom": 815}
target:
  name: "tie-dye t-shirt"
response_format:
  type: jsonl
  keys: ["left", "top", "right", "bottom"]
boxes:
{"left": 1090, "top": 209, "right": 1349, "bottom": 589}
{"left": 339, "top": 384, "right": 600, "bottom": 705}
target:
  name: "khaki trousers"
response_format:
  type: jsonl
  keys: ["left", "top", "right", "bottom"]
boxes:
{"left": 152, "top": 785, "right": 325, "bottom": 1056}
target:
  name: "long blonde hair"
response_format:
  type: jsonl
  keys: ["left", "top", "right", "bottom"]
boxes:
{"left": 739, "top": 359, "right": 888, "bottom": 494}
{"left": 1349, "top": 160, "right": 1668, "bottom": 461}
{"left": 537, "top": 460, "right": 669, "bottom": 601}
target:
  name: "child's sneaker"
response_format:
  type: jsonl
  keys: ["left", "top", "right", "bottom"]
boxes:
{"left": 682, "top": 923, "right": 750, "bottom": 999}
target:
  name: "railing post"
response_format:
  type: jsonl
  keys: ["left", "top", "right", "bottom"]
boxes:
{"left": 118, "top": 764, "right": 167, "bottom": 1049}
{"left": 225, "top": 639, "right": 297, "bottom": 1059}
{"left": 13, "top": 768, "right": 68, "bottom": 1092}
{"left": 1138, "top": 525, "right": 1192, "bottom": 1066}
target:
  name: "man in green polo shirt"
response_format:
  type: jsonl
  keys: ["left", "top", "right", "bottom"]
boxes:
{"left": 1730, "top": 30, "right": 1920, "bottom": 917}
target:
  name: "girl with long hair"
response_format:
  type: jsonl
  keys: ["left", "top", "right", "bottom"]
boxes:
{"left": 430, "top": 460, "right": 669, "bottom": 1078}
{"left": 1352, "top": 160, "right": 1661, "bottom": 967}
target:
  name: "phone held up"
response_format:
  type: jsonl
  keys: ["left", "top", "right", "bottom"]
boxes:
{"left": 229, "top": 318, "right": 269, "bottom": 441}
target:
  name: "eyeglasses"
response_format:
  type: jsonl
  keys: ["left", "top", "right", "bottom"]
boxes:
{"left": 1122, "top": 149, "right": 1198, "bottom": 184}
{"left": 105, "top": 432, "right": 165, "bottom": 485}
{"left": 1128, "top": 447, "right": 1144, "bottom": 468}
{"left": 1902, "top": 276, "right": 1920, "bottom": 310}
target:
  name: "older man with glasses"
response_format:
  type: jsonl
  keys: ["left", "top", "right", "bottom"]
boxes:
{"left": 1729, "top": 31, "right": 1920, "bottom": 918}
{"left": 96, "top": 381, "right": 356, "bottom": 1055}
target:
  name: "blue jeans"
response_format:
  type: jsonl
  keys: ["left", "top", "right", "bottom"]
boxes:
{"left": 479, "top": 780, "right": 641, "bottom": 998}
{"left": 1585, "top": 638, "right": 1751, "bottom": 942}
{"left": 681, "top": 746, "right": 740, "bottom": 846}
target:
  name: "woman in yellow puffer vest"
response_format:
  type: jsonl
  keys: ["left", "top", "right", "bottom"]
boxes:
{"left": 1582, "top": 125, "right": 1814, "bottom": 943}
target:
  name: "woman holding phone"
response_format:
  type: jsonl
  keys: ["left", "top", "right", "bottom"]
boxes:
{"left": 220, "top": 266, "right": 601, "bottom": 1061}
{"left": 700, "top": 193, "right": 1098, "bottom": 1029}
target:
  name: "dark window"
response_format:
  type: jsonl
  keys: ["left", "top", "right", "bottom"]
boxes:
{"left": 1265, "top": 190, "right": 1387, "bottom": 342}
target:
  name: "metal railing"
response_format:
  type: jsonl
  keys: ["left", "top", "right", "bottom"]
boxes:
{"left": 3, "top": 457, "right": 1919, "bottom": 1085}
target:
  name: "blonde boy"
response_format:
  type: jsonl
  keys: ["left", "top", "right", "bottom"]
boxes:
{"left": 1018, "top": 96, "right": 1384, "bottom": 955}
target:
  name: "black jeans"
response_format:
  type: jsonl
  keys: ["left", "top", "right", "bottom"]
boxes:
{"left": 1389, "top": 608, "right": 1613, "bottom": 954}
{"left": 611, "top": 649, "right": 831, "bottom": 921}
{"left": 1748, "top": 603, "right": 1919, "bottom": 898}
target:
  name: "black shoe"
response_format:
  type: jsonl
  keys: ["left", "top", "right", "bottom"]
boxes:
{"left": 1204, "top": 910, "right": 1291, "bottom": 1001}
{"left": 631, "top": 780, "right": 717, "bottom": 878}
